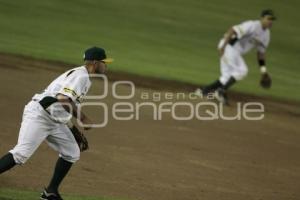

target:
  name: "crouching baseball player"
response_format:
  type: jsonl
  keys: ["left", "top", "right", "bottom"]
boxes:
{"left": 0, "top": 47, "right": 113, "bottom": 200}
{"left": 195, "top": 9, "right": 275, "bottom": 104}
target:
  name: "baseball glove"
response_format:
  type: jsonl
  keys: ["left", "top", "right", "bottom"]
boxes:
{"left": 69, "top": 125, "right": 89, "bottom": 152}
{"left": 260, "top": 73, "right": 272, "bottom": 89}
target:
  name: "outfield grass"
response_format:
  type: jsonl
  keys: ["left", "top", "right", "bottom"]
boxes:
{"left": 0, "top": 188, "right": 127, "bottom": 200}
{"left": 0, "top": 0, "right": 299, "bottom": 101}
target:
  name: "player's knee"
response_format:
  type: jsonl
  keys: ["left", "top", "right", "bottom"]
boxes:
{"left": 233, "top": 68, "right": 248, "bottom": 81}
{"left": 60, "top": 145, "right": 80, "bottom": 163}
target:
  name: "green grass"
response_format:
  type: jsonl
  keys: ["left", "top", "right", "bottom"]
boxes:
{"left": 0, "top": 0, "right": 299, "bottom": 101}
{"left": 0, "top": 188, "right": 127, "bottom": 200}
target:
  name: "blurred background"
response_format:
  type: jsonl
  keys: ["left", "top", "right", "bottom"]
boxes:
{"left": 0, "top": 1, "right": 299, "bottom": 200}
{"left": 0, "top": 0, "right": 299, "bottom": 100}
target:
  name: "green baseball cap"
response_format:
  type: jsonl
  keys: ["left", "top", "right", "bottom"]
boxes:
{"left": 261, "top": 9, "right": 277, "bottom": 20}
{"left": 83, "top": 47, "right": 113, "bottom": 63}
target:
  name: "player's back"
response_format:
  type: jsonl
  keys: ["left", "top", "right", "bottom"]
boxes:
{"left": 32, "top": 66, "right": 90, "bottom": 101}
{"left": 232, "top": 20, "right": 270, "bottom": 55}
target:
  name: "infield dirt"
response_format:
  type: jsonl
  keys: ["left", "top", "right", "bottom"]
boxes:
{"left": 0, "top": 53, "right": 299, "bottom": 200}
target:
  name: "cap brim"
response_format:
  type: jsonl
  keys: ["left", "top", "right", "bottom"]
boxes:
{"left": 102, "top": 58, "right": 114, "bottom": 63}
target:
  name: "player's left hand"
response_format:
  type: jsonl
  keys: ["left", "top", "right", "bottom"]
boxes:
{"left": 260, "top": 72, "right": 272, "bottom": 89}
{"left": 219, "top": 47, "right": 225, "bottom": 57}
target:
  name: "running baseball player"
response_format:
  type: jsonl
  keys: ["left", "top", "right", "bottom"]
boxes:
{"left": 195, "top": 9, "right": 275, "bottom": 104}
{"left": 0, "top": 47, "right": 113, "bottom": 200}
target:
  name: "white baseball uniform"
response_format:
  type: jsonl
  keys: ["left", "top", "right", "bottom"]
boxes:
{"left": 218, "top": 20, "right": 270, "bottom": 84}
{"left": 9, "top": 66, "right": 91, "bottom": 164}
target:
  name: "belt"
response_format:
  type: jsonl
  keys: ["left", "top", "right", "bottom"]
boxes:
{"left": 34, "top": 96, "right": 58, "bottom": 110}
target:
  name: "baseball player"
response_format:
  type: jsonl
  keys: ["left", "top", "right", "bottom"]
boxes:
{"left": 195, "top": 9, "right": 275, "bottom": 104}
{"left": 0, "top": 47, "right": 113, "bottom": 200}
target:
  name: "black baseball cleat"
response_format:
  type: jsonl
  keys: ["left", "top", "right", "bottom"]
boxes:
{"left": 40, "top": 188, "right": 63, "bottom": 200}
{"left": 215, "top": 88, "right": 229, "bottom": 105}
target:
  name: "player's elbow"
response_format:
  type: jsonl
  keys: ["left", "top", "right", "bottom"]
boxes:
{"left": 224, "top": 27, "right": 237, "bottom": 39}
{"left": 229, "top": 27, "right": 237, "bottom": 36}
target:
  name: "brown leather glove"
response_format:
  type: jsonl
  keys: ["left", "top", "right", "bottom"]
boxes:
{"left": 69, "top": 125, "right": 89, "bottom": 152}
{"left": 260, "top": 73, "right": 272, "bottom": 89}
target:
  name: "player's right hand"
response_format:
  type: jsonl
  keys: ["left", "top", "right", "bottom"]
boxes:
{"left": 83, "top": 126, "right": 93, "bottom": 131}
{"left": 82, "top": 117, "right": 94, "bottom": 130}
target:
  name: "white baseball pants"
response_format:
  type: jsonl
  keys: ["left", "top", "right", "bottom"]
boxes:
{"left": 218, "top": 42, "right": 248, "bottom": 85}
{"left": 9, "top": 101, "right": 80, "bottom": 164}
